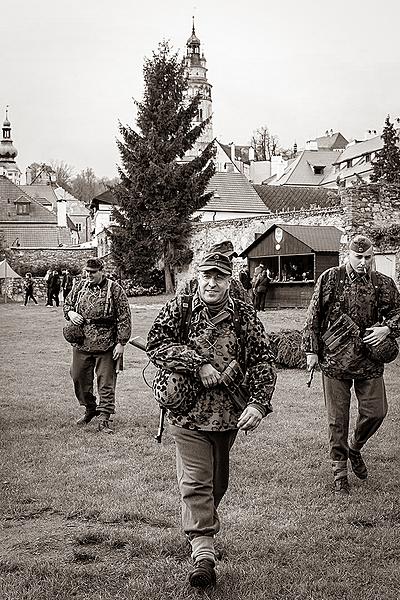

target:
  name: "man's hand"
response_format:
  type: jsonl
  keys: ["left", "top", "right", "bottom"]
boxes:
{"left": 306, "top": 353, "right": 319, "bottom": 371}
{"left": 68, "top": 310, "right": 84, "bottom": 325}
{"left": 363, "top": 325, "right": 390, "bottom": 347}
{"left": 113, "top": 343, "right": 125, "bottom": 360}
{"left": 237, "top": 405, "right": 263, "bottom": 432}
{"left": 198, "top": 363, "right": 221, "bottom": 389}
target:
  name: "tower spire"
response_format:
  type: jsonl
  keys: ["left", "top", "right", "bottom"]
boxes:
{"left": 192, "top": 15, "right": 195, "bottom": 35}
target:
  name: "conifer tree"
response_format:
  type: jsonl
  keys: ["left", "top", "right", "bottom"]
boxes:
{"left": 109, "top": 41, "right": 215, "bottom": 291}
{"left": 371, "top": 115, "right": 400, "bottom": 184}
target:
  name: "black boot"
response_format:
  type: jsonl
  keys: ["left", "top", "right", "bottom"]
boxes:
{"left": 349, "top": 448, "right": 368, "bottom": 480}
{"left": 189, "top": 559, "right": 216, "bottom": 588}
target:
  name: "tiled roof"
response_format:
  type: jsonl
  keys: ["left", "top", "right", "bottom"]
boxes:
{"left": 332, "top": 136, "right": 382, "bottom": 164}
{"left": 273, "top": 150, "right": 339, "bottom": 186}
{"left": 1, "top": 224, "right": 72, "bottom": 248}
{"left": 242, "top": 224, "right": 342, "bottom": 256}
{"left": 203, "top": 172, "right": 271, "bottom": 214}
{"left": 21, "top": 184, "right": 58, "bottom": 207}
{"left": 0, "top": 176, "right": 57, "bottom": 223}
{"left": 253, "top": 185, "right": 339, "bottom": 212}
{"left": 91, "top": 189, "right": 117, "bottom": 208}
{"left": 314, "top": 132, "right": 348, "bottom": 150}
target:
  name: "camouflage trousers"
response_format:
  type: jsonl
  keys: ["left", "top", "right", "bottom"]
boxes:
{"left": 322, "top": 375, "right": 388, "bottom": 472}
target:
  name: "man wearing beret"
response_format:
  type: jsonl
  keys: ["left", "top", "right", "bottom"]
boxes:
{"left": 147, "top": 248, "right": 276, "bottom": 588}
{"left": 303, "top": 235, "right": 400, "bottom": 495}
{"left": 63, "top": 258, "right": 132, "bottom": 433}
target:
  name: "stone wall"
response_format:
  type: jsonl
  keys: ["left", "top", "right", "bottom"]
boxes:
{"left": 5, "top": 247, "right": 97, "bottom": 277}
{"left": 175, "top": 207, "right": 344, "bottom": 290}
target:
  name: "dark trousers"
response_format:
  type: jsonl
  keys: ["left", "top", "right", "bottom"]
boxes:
{"left": 322, "top": 375, "right": 388, "bottom": 465}
{"left": 170, "top": 425, "right": 237, "bottom": 539}
{"left": 24, "top": 290, "right": 38, "bottom": 305}
{"left": 254, "top": 290, "right": 267, "bottom": 311}
{"left": 70, "top": 347, "right": 117, "bottom": 415}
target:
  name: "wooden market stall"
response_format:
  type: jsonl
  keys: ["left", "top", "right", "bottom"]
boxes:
{"left": 241, "top": 224, "right": 343, "bottom": 308}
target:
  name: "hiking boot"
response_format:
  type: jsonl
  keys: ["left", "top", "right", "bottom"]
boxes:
{"left": 189, "top": 559, "right": 216, "bottom": 589}
{"left": 98, "top": 419, "right": 113, "bottom": 434}
{"left": 334, "top": 476, "right": 350, "bottom": 496}
{"left": 349, "top": 448, "right": 368, "bottom": 480}
{"left": 76, "top": 409, "right": 98, "bottom": 426}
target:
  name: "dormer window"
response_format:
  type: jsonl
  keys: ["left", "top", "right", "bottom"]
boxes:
{"left": 313, "top": 166, "right": 325, "bottom": 175}
{"left": 14, "top": 195, "right": 31, "bottom": 215}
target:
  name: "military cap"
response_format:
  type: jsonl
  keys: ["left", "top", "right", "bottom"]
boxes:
{"left": 208, "top": 240, "right": 238, "bottom": 258}
{"left": 349, "top": 235, "right": 373, "bottom": 253}
{"left": 198, "top": 252, "right": 233, "bottom": 276}
{"left": 86, "top": 257, "right": 104, "bottom": 271}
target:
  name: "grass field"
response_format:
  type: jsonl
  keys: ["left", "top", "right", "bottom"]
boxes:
{"left": 1, "top": 299, "right": 400, "bottom": 600}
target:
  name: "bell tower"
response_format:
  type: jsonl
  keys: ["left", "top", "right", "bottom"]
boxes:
{"left": 0, "top": 106, "right": 21, "bottom": 185}
{"left": 184, "top": 19, "right": 213, "bottom": 155}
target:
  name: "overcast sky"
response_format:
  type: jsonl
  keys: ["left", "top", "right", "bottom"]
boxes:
{"left": 3, "top": 0, "right": 400, "bottom": 179}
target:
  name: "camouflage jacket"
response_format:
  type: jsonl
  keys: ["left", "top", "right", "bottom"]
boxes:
{"left": 147, "top": 293, "right": 276, "bottom": 431}
{"left": 302, "top": 265, "right": 400, "bottom": 379}
{"left": 63, "top": 276, "right": 132, "bottom": 352}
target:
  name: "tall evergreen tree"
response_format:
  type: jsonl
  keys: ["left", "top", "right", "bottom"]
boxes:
{"left": 109, "top": 41, "right": 215, "bottom": 291}
{"left": 371, "top": 115, "right": 400, "bottom": 184}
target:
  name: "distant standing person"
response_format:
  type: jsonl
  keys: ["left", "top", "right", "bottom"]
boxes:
{"left": 45, "top": 269, "right": 53, "bottom": 306}
{"left": 253, "top": 265, "right": 270, "bottom": 311}
{"left": 62, "top": 269, "right": 73, "bottom": 301}
{"left": 303, "top": 235, "right": 400, "bottom": 495}
{"left": 50, "top": 270, "right": 61, "bottom": 307}
{"left": 23, "top": 273, "right": 38, "bottom": 306}
{"left": 63, "top": 258, "right": 132, "bottom": 434}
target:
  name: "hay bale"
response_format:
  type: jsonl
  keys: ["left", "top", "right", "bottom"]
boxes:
{"left": 269, "top": 329, "right": 306, "bottom": 369}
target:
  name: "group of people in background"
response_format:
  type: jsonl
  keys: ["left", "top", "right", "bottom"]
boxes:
{"left": 238, "top": 262, "right": 272, "bottom": 311}
{"left": 23, "top": 268, "right": 74, "bottom": 307}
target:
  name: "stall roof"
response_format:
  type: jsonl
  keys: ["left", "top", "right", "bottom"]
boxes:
{"left": 241, "top": 224, "right": 343, "bottom": 256}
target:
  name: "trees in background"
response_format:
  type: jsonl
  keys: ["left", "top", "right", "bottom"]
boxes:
{"left": 109, "top": 41, "right": 215, "bottom": 292}
{"left": 371, "top": 115, "right": 400, "bottom": 184}
{"left": 250, "top": 125, "right": 291, "bottom": 161}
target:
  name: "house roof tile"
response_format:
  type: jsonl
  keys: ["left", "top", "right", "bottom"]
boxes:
{"left": 272, "top": 150, "right": 339, "bottom": 186}
{"left": 253, "top": 184, "right": 339, "bottom": 212}
{"left": 203, "top": 172, "right": 271, "bottom": 214}
{"left": 0, "top": 176, "right": 57, "bottom": 223}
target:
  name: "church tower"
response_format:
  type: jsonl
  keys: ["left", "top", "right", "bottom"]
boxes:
{"left": 184, "top": 19, "right": 213, "bottom": 156}
{"left": 0, "top": 107, "right": 21, "bottom": 185}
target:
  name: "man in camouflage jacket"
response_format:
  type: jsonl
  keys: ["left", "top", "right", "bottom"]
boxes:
{"left": 63, "top": 258, "right": 131, "bottom": 434}
{"left": 303, "top": 235, "right": 400, "bottom": 495}
{"left": 147, "top": 249, "right": 276, "bottom": 589}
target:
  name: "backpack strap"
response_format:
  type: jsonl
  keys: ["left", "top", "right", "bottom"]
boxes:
{"left": 104, "top": 279, "right": 113, "bottom": 317}
{"left": 180, "top": 294, "right": 193, "bottom": 343}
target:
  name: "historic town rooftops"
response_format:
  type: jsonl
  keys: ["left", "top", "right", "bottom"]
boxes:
{"left": 253, "top": 184, "right": 339, "bottom": 212}
{"left": 90, "top": 189, "right": 117, "bottom": 210}
{"left": 21, "top": 183, "right": 58, "bottom": 209}
{"left": 0, "top": 176, "right": 57, "bottom": 223}
{"left": 309, "top": 132, "right": 348, "bottom": 151}
{"left": 270, "top": 150, "right": 339, "bottom": 186}
{"left": 332, "top": 135, "right": 382, "bottom": 164}
{"left": 203, "top": 172, "right": 271, "bottom": 214}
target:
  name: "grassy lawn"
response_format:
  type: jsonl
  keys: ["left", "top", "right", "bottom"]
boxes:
{"left": 1, "top": 298, "right": 400, "bottom": 600}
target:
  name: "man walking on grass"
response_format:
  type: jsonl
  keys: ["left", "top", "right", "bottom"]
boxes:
{"left": 63, "top": 258, "right": 132, "bottom": 434}
{"left": 147, "top": 247, "right": 276, "bottom": 589}
{"left": 303, "top": 234, "right": 400, "bottom": 495}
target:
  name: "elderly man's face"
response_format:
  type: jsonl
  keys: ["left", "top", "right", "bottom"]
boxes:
{"left": 348, "top": 248, "right": 374, "bottom": 274}
{"left": 86, "top": 268, "right": 103, "bottom": 285}
{"left": 198, "top": 269, "right": 231, "bottom": 304}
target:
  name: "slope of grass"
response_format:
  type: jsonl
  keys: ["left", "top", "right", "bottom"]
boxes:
{"left": 1, "top": 301, "right": 399, "bottom": 599}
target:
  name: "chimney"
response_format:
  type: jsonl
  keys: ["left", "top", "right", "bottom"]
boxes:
{"left": 57, "top": 198, "right": 67, "bottom": 227}
{"left": 364, "top": 129, "right": 377, "bottom": 140}
{"left": 26, "top": 166, "right": 32, "bottom": 185}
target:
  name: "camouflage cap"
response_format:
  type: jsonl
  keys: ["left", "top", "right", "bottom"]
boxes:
{"left": 198, "top": 252, "right": 232, "bottom": 276}
{"left": 349, "top": 235, "right": 373, "bottom": 253}
{"left": 208, "top": 240, "right": 238, "bottom": 258}
{"left": 86, "top": 257, "right": 104, "bottom": 271}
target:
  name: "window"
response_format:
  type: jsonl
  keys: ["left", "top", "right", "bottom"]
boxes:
{"left": 77, "top": 223, "right": 82, "bottom": 232}
{"left": 365, "top": 153, "right": 371, "bottom": 163}
{"left": 313, "top": 166, "right": 324, "bottom": 175}
{"left": 16, "top": 203, "right": 30, "bottom": 215}
{"left": 346, "top": 159, "right": 352, "bottom": 168}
